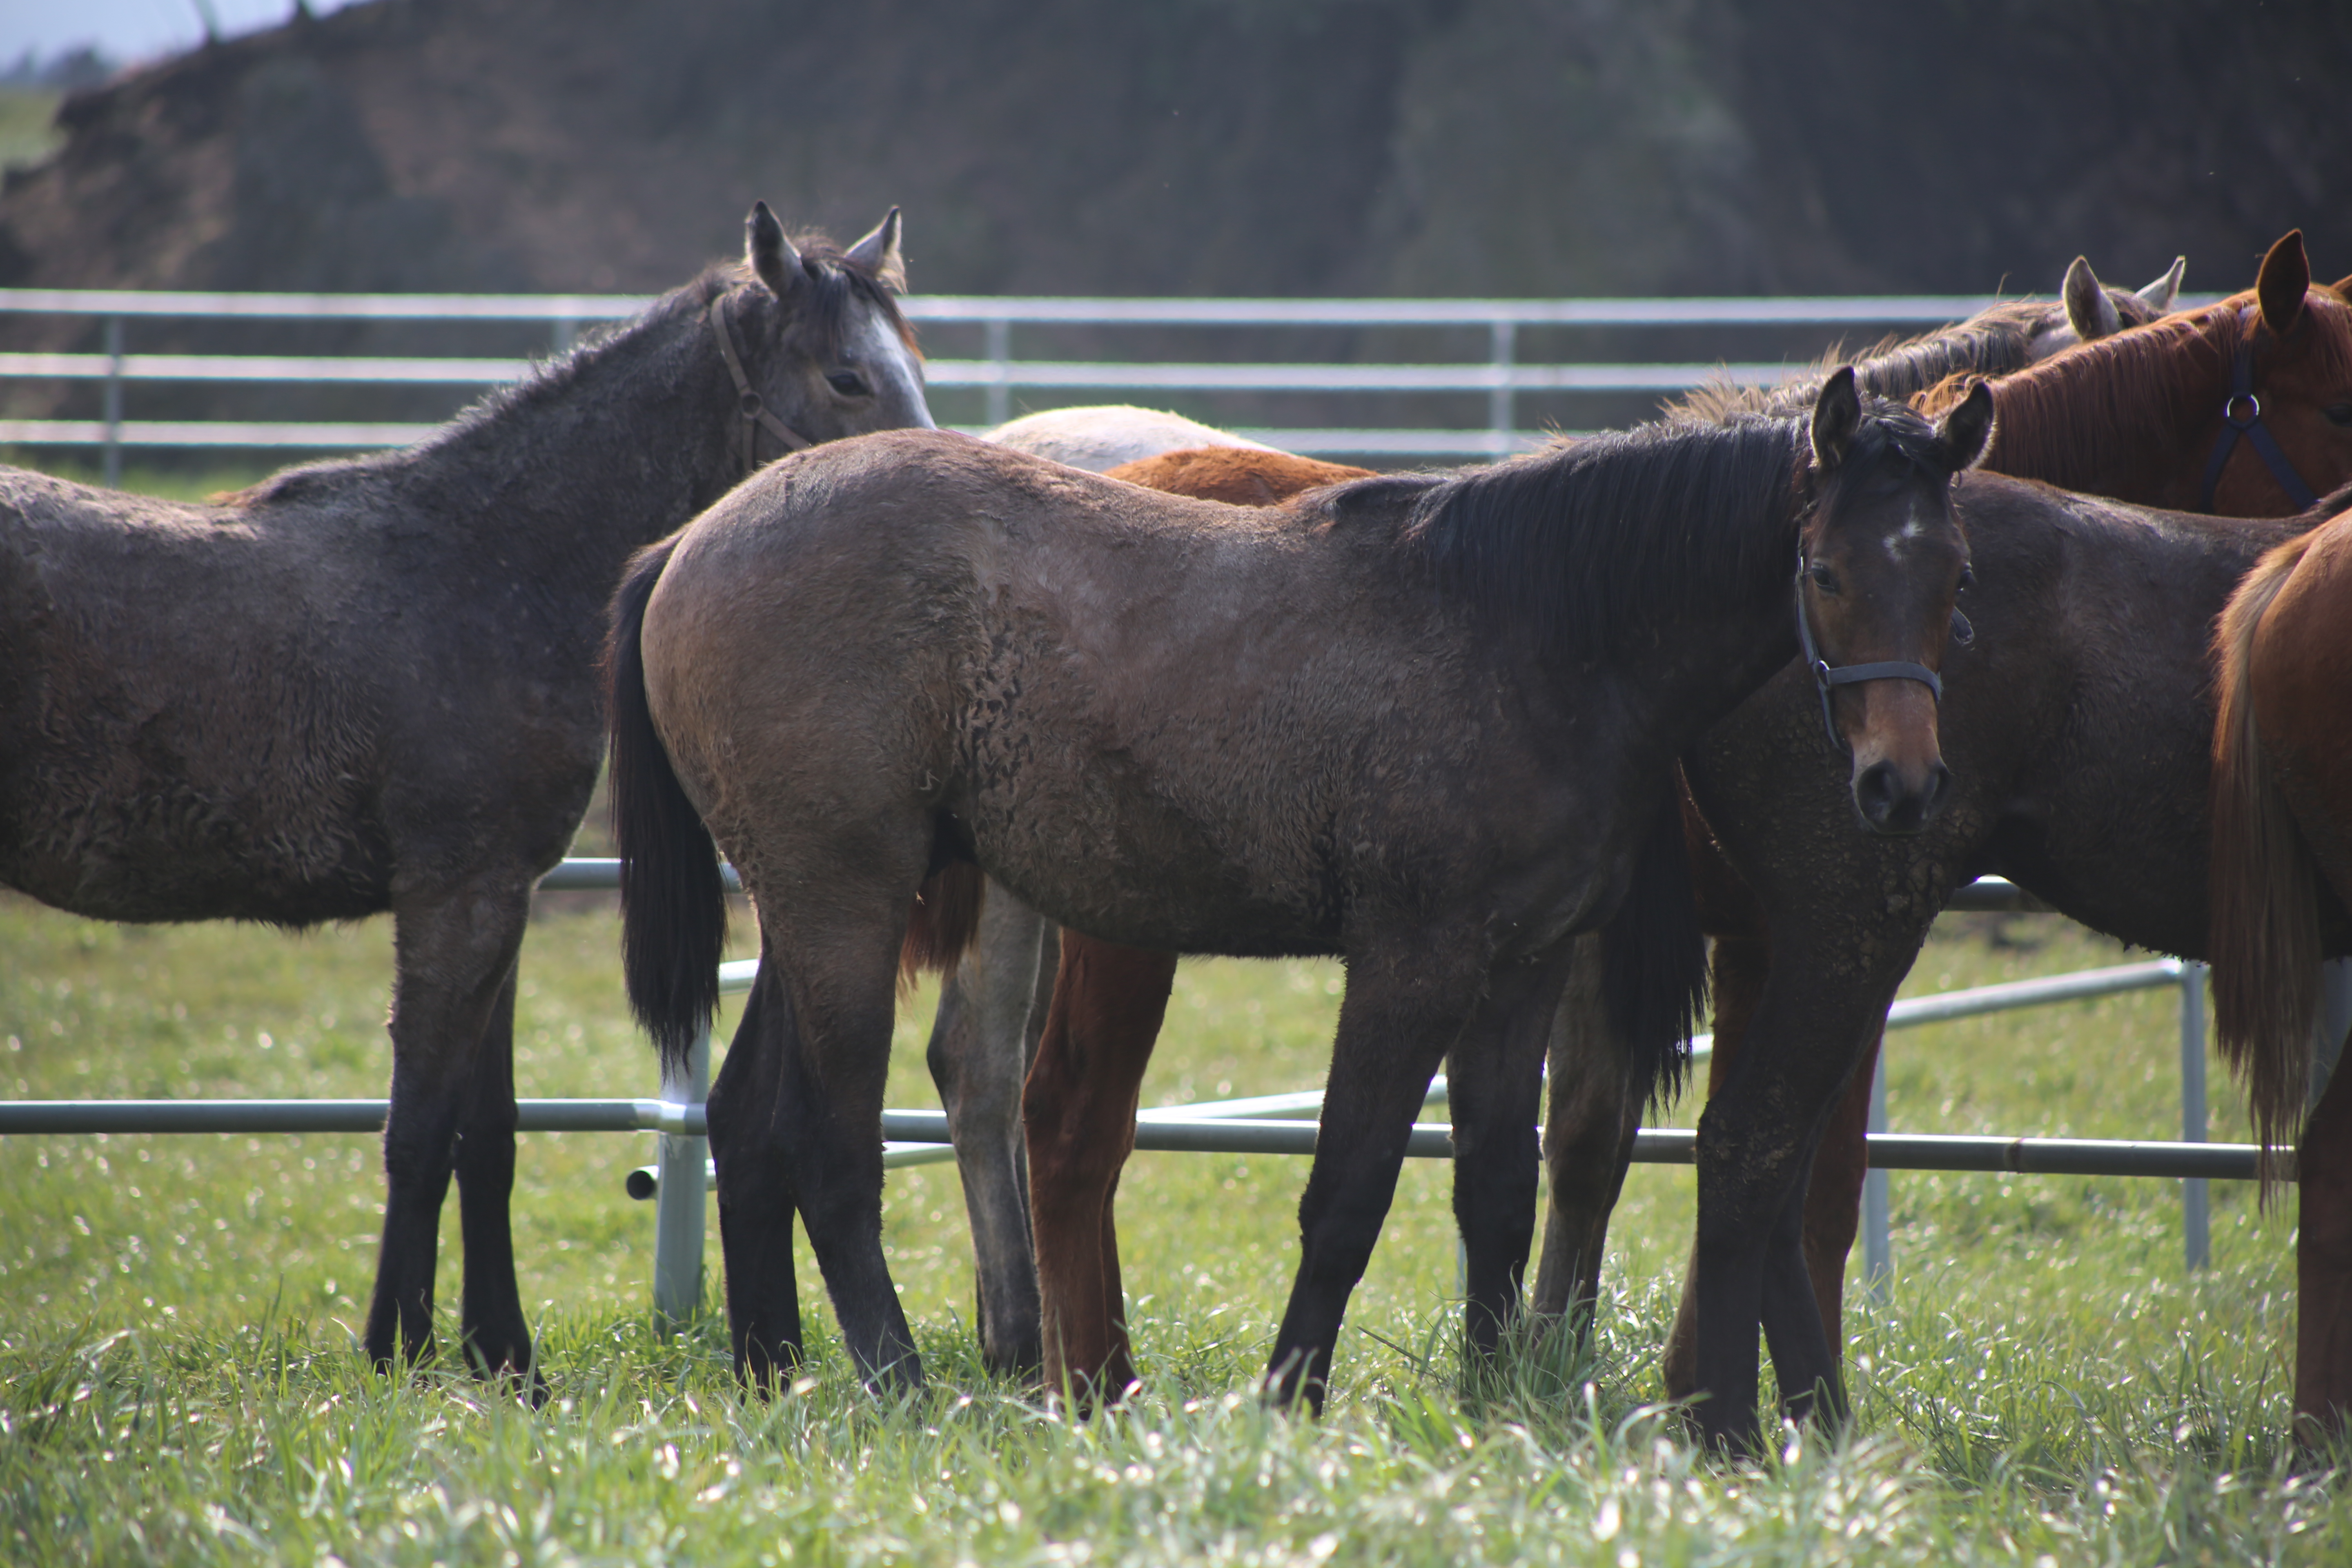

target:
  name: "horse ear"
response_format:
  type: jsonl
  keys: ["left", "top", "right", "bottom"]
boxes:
{"left": 2332, "top": 272, "right": 2352, "bottom": 301}
{"left": 2063, "top": 256, "right": 2123, "bottom": 340}
{"left": 1810, "top": 366, "right": 1860, "bottom": 471}
{"left": 2256, "top": 230, "right": 2309, "bottom": 337}
{"left": 845, "top": 207, "right": 907, "bottom": 293}
{"left": 1936, "top": 379, "right": 1995, "bottom": 471}
{"left": 2137, "top": 256, "right": 2186, "bottom": 313}
{"left": 746, "top": 201, "right": 804, "bottom": 301}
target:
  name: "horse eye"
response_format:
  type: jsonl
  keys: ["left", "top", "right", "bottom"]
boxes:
{"left": 1808, "top": 564, "right": 1840, "bottom": 595}
{"left": 1958, "top": 566, "right": 1976, "bottom": 591}
{"left": 2325, "top": 403, "right": 2352, "bottom": 427}
{"left": 827, "top": 370, "right": 872, "bottom": 397}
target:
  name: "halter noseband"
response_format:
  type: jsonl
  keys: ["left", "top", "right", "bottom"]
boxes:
{"left": 709, "top": 290, "right": 816, "bottom": 479}
{"left": 1794, "top": 548, "right": 1947, "bottom": 749}
{"left": 2199, "top": 305, "right": 2320, "bottom": 513}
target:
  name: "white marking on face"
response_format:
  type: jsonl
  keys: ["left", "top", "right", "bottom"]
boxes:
{"left": 1883, "top": 497, "right": 1931, "bottom": 559}
{"left": 848, "top": 305, "right": 936, "bottom": 428}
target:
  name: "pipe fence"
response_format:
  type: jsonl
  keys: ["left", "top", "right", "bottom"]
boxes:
{"left": 0, "top": 285, "right": 2223, "bottom": 472}
{"left": 5, "top": 857, "right": 2341, "bottom": 1326}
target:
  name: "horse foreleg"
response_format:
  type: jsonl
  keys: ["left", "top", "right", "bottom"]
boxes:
{"left": 1799, "top": 1028, "right": 1878, "bottom": 1357}
{"left": 452, "top": 961, "right": 542, "bottom": 1399}
{"left": 1688, "top": 958, "right": 1886, "bottom": 1453}
{"left": 1022, "top": 933, "right": 1177, "bottom": 1404}
{"left": 1449, "top": 947, "right": 1576, "bottom": 1366}
{"left": 1532, "top": 933, "right": 1643, "bottom": 1330}
{"left": 925, "top": 886, "right": 1050, "bottom": 1374}
{"left": 366, "top": 882, "right": 530, "bottom": 1379}
{"left": 2296, "top": 1043, "right": 2352, "bottom": 1449}
{"left": 1267, "top": 946, "right": 1498, "bottom": 1412}
{"left": 1758, "top": 1123, "right": 1843, "bottom": 1431}
{"left": 708, "top": 962, "right": 806, "bottom": 1390}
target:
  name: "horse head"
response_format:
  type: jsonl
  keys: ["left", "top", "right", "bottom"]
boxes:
{"left": 1796, "top": 368, "right": 1991, "bottom": 835}
{"left": 2203, "top": 231, "right": 2352, "bottom": 515}
{"left": 710, "top": 202, "right": 933, "bottom": 471}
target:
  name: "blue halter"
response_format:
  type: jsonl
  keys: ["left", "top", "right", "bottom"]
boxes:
{"left": 2199, "top": 306, "right": 2320, "bottom": 514}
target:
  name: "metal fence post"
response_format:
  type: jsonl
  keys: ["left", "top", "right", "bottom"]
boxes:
{"left": 552, "top": 316, "right": 577, "bottom": 357}
{"left": 2180, "top": 961, "right": 2209, "bottom": 1272}
{"left": 651, "top": 1024, "right": 711, "bottom": 1330}
{"left": 1488, "top": 319, "right": 1516, "bottom": 451}
{"left": 1863, "top": 1046, "right": 1891, "bottom": 1298}
{"left": 101, "top": 315, "right": 124, "bottom": 487}
{"left": 984, "top": 316, "right": 1011, "bottom": 429}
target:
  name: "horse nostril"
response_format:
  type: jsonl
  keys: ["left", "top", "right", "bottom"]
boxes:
{"left": 1855, "top": 762, "right": 1900, "bottom": 826}
{"left": 1855, "top": 760, "right": 1947, "bottom": 835}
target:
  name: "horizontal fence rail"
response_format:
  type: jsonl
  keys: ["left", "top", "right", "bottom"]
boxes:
{"left": 1, "top": 854, "right": 2294, "bottom": 1316}
{"left": 0, "top": 286, "right": 2223, "bottom": 466}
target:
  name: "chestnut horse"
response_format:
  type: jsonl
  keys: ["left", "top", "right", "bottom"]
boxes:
{"left": 1548, "top": 232, "right": 2352, "bottom": 1450}
{"left": 2209, "top": 501, "right": 2352, "bottom": 1443}
{"left": 0, "top": 204, "right": 930, "bottom": 1394}
{"left": 607, "top": 378, "right": 1989, "bottom": 1401}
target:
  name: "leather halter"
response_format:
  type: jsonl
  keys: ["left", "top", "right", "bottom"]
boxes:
{"left": 708, "top": 290, "right": 815, "bottom": 478}
{"left": 1794, "top": 548, "right": 1945, "bottom": 748}
{"left": 2199, "top": 305, "right": 2320, "bottom": 513}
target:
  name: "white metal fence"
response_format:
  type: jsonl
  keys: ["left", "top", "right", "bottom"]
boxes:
{"left": 0, "top": 285, "right": 2218, "bottom": 477}
{"left": 3, "top": 858, "right": 2333, "bottom": 1326}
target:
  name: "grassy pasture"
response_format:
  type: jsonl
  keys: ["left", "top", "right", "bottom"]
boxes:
{"left": 2, "top": 892, "right": 2344, "bottom": 1564}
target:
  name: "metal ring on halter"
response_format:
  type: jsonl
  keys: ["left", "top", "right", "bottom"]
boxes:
{"left": 2199, "top": 305, "right": 2320, "bottom": 513}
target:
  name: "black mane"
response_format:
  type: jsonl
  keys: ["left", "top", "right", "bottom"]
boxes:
{"left": 1393, "top": 401, "right": 1947, "bottom": 662}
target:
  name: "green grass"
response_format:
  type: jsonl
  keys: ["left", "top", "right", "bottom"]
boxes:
{"left": 2, "top": 892, "right": 2343, "bottom": 1564}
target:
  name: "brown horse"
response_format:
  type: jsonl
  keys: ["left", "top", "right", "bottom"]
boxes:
{"left": 1544, "top": 232, "right": 2352, "bottom": 1449}
{"left": 0, "top": 204, "right": 929, "bottom": 1394}
{"left": 938, "top": 256, "right": 2188, "bottom": 1386}
{"left": 607, "top": 377, "right": 1990, "bottom": 1402}
{"left": 2208, "top": 503, "right": 2352, "bottom": 1443}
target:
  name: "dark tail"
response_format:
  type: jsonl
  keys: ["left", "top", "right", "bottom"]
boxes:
{"left": 1600, "top": 780, "right": 1710, "bottom": 1108}
{"left": 2208, "top": 531, "right": 2319, "bottom": 1169}
{"left": 606, "top": 533, "right": 729, "bottom": 1073}
{"left": 900, "top": 863, "right": 986, "bottom": 985}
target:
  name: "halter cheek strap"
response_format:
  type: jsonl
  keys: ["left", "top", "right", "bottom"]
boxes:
{"left": 2200, "top": 306, "right": 2320, "bottom": 513}
{"left": 1795, "top": 550, "right": 1946, "bottom": 749}
{"left": 709, "top": 291, "right": 816, "bottom": 479}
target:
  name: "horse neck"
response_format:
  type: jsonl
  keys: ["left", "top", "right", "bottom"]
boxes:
{"left": 1976, "top": 305, "right": 2238, "bottom": 507}
{"left": 378, "top": 286, "right": 739, "bottom": 589}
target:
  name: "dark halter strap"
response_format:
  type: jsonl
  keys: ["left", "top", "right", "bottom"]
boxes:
{"left": 709, "top": 290, "right": 815, "bottom": 479}
{"left": 2200, "top": 305, "right": 2320, "bottom": 514}
{"left": 1795, "top": 549, "right": 1944, "bottom": 749}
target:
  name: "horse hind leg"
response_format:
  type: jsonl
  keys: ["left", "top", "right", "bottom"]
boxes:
{"left": 365, "top": 880, "right": 532, "bottom": 1381}
{"left": 1022, "top": 932, "right": 1178, "bottom": 1404}
{"left": 924, "top": 884, "right": 1051, "bottom": 1374}
{"left": 708, "top": 961, "right": 806, "bottom": 1388}
{"left": 759, "top": 901, "right": 925, "bottom": 1393}
{"left": 452, "top": 961, "right": 543, "bottom": 1400}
